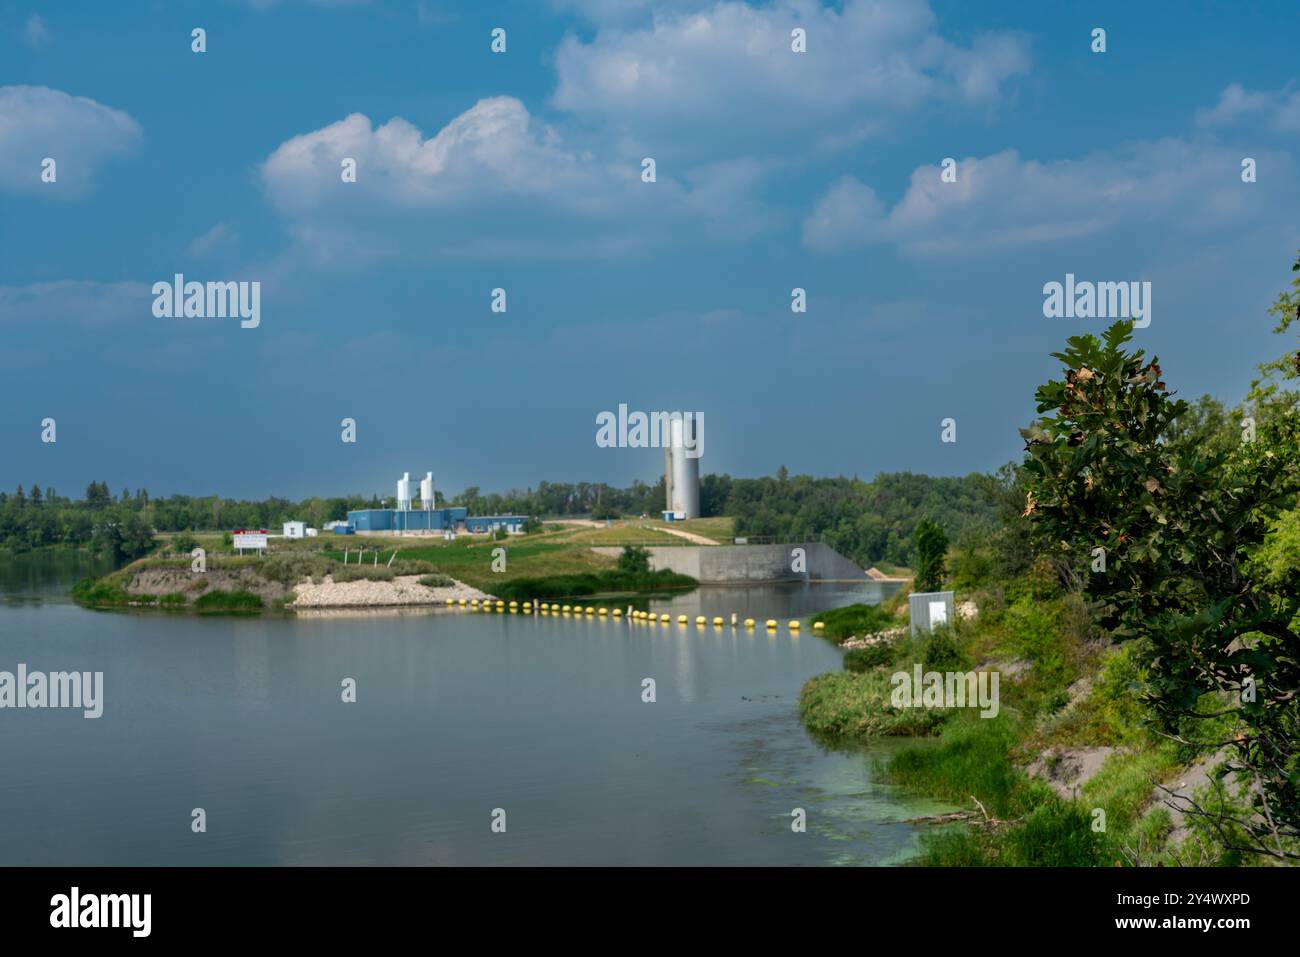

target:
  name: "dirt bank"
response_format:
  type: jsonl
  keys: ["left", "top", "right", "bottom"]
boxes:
{"left": 128, "top": 567, "right": 294, "bottom": 604}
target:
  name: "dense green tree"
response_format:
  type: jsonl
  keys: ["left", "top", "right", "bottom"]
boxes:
{"left": 913, "top": 518, "right": 949, "bottom": 592}
{"left": 1022, "top": 312, "right": 1300, "bottom": 860}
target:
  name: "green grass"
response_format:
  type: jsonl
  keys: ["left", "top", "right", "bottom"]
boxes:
{"left": 71, "top": 575, "right": 133, "bottom": 607}
{"left": 811, "top": 602, "right": 898, "bottom": 642}
{"left": 490, "top": 568, "right": 696, "bottom": 602}
{"left": 376, "top": 537, "right": 620, "bottom": 592}
{"left": 799, "top": 670, "right": 950, "bottom": 738}
{"left": 193, "top": 589, "right": 263, "bottom": 613}
{"left": 885, "top": 713, "right": 1039, "bottom": 819}
{"left": 641, "top": 516, "right": 736, "bottom": 542}
{"left": 842, "top": 644, "right": 894, "bottom": 672}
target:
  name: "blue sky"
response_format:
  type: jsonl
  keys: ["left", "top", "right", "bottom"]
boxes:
{"left": 2, "top": 0, "right": 1298, "bottom": 500}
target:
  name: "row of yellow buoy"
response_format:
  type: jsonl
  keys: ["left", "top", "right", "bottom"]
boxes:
{"left": 440, "top": 596, "right": 827, "bottom": 632}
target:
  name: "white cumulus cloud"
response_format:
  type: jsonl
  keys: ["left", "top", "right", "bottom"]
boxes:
{"left": 803, "top": 141, "right": 1295, "bottom": 255}
{"left": 1196, "top": 82, "right": 1300, "bottom": 133}
{"left": 260, "top": 96, "right": 774, "bottom": 259}
{"left": 550, "top": 0, "right": 1030, "bottom": 154}
{"left": 0, "top": 86, "right": 141, "bottom": 196}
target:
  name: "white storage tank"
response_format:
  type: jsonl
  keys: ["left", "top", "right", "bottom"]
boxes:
{"left": 665, "top": 414, "right": 700, "bottom": 519}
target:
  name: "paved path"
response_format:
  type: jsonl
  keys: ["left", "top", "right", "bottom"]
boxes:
{"left": 653, "top": 525, "right": 719, "bottom": 545}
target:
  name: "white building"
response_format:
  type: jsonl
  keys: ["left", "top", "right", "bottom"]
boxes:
{"left": 283, "top": 521, "right": 306, "bottom": 539}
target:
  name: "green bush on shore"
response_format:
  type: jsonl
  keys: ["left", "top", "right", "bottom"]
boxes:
{"left": 193, "top": 589, "right": 263, "bottom": 613}
{"left": 799, "top": 670, "right": 950, "bottom": 738}
{"left": 842, "top": 644, "right": 893, "bottom": 672}
{"left": 492, "top": 568, "right": 695, "bottom": 602}
{"left": 71, "top": 576, "right": 132, "bottom": 606}
{"left": 813, "top": 602, "right": 897, "bottom": 642}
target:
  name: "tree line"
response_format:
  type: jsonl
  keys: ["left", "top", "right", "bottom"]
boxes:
{"left": 2, "top": 471, "right": 1000, "bottom": 570}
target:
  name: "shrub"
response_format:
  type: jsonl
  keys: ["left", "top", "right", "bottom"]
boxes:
{"left": 260, "top": 552, "right": 332, "bottom": 584}
{"left": 814, "top": 602, "right": 896, "bottom": 642}
{"left": 332, "top": 566, "right": 395, "bottom": 583}
{"left": 193, "top": 589, "right": 263, "bottom": 613}
{"left": 920, "top": 626, "right": 965, "bottom": 671}
{"left": 171, "top": 532, "right": 198, "bottom": 555}
{"left": 71, "top": 576, "right": 131, "bottom": 606}
{"left": 617, "top": 544, "right": 651, "bottom": 575}
{"left": 799, "top": 670, "right": 949, "bottom": 738}
{"left": 843, "top": 644, "right": 893, "bottom": 672}
{"left": 914, "top": 518, "right": 948, "bottom": 592}
{"left": 493, "top": 568, "right": 694, "bottom": 601}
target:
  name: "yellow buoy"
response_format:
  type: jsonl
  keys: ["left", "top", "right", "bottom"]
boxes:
{"left": 445, "top": 598, "right": 453, "bottom": 605}
{"left": 458, "top": 598, "right": 467, "bottom": 606}
{"left": 712, "top": 617, "right": 724, "bottom": 626}
{"left": 585, "top": 606, "right": 594, "bottom": 615}
{"left": 562, "top": 604, "right": 571, "bottom": 613}
{"left": 789, "top": 620, "right": 800, "bottom": 630}
{"left": 813, "top": 621, "right": 824, "bottom": 630}
{"left": 695, "top": 616, "right": 707, "bottom": 626}
{"left": 678, "top": 615, "right": 688, "bottom": 624}
{"left": 508, "top": 600, "right": 518, "bottom": 608}
{"left": 660, "top": 614, "right": 670, "bottom": 622}
{"left": 598, "top": 607, "right": 607, "bottom": 616}
{"left": 744, "top": 618, "right": 755, "bottom": 627}
{"left": 612, "top": 608, "right": 622, "bottom": 617}
{"left": 765, "top": 619, "right": 778, "bottom": 629}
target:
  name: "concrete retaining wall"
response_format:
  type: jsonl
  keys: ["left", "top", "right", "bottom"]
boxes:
{"left": 591, "top": 542, "right": 869, "bottom": 584}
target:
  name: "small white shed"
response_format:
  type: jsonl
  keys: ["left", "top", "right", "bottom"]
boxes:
{"left": 283, "top": 521, "right": 306, "bottom": 539}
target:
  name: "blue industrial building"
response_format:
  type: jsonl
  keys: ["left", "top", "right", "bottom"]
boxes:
{"left": 464, "top": 515, "right": 527, "bottom": 534}
{"left": 347, "top": 507, "right": 465, "bottom": 532}
{"left": 345, "top": 507, "right": 527, "bottom": 534}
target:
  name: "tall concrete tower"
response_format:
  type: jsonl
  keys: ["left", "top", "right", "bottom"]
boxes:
{"left": 663, "top": 415, "right": 700, "bottom": 518}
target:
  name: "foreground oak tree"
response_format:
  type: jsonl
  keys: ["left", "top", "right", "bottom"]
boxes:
{"left": 1021, "top": 260, "right": 1300, "bottom": 861}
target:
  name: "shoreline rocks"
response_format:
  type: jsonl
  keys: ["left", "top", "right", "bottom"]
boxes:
{"left": 288, "top": 574, "right": 495, "bottom": 609}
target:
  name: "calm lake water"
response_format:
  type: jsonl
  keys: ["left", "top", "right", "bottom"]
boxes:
{"left": 0, "top": 552, "right": 948, "bottom": 865}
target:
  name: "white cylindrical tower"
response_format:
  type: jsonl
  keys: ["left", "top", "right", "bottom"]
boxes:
{"left": 396, "top": 472, "right": 411, "bottom": 511}
{"left": 667, "top": 416, "right": 700, "bottom": 518}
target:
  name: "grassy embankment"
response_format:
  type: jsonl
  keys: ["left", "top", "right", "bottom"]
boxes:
{"left": 797, "top": 558, "right": 1240, "bottom": 866}
{"left": 373, "top": 527, "right": 696, "bottom": 601}
{"left": 74, "top": 522, "right": 698, "bottom": 612}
